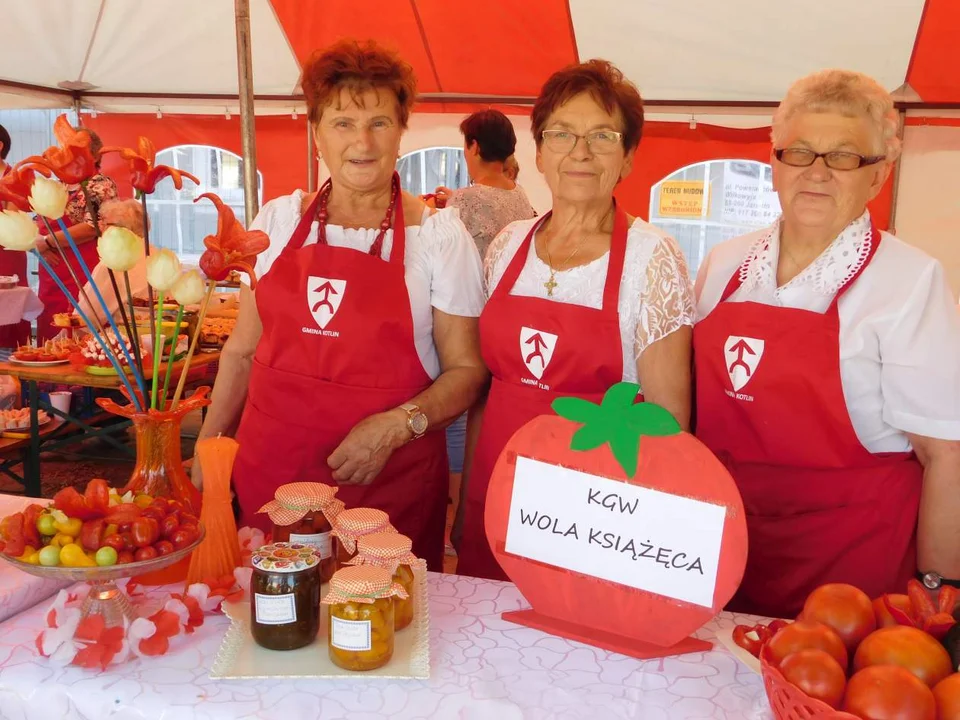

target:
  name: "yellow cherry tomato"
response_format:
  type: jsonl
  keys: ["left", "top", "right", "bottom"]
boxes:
{"left": 54, "top": 517, "right": 82, "bottom": 538}
{"left": 15, "top": 546, "right": 38, "bottom": 563}
{"left": 103, "top": 524, "right": 118, "bottom": 538}
{"left": 50, "top": 533, "right": 74, "bottom": 548}
{"left": 133, "top": 494, "right": 154, "bottom": 509}
{"left": 59, "top": 543, "right": 95, "bottom": 568}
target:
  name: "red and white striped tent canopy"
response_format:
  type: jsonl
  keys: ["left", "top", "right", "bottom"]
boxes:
{"left": 3, "top": 0, "right": 959, "bottom": 293}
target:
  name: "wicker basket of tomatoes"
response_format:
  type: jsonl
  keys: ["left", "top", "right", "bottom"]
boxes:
{"left": 737, "top": 582, "right": 960, "bottom": 719}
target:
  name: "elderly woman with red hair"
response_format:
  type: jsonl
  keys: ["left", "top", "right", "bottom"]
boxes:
{"left": 456, "top": 60, "right": 696, "bottom": 580}
{"left": 194, "top": 40, "right": 488, "bottom": 570}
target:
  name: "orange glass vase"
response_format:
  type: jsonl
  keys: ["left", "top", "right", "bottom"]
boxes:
{"left": 97, "top": 387, "right": 212, "bottom": 515}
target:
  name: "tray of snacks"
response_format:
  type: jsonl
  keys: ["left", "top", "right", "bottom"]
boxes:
{"left": 200, "top": 317, "right": 236, "bottom": 348}
{"left": 10, "top": 338, "right": 79, "bottom": 365}
{"left": 211, "top": 542, "right": 429, "bottom": 680}
{"left": 1, "top": 408, "right": 51, "bottom": 434}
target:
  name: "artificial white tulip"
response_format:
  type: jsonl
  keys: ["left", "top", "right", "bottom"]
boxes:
{"left": 171, "top": 269, "right": 205, "bottom": 306}
{"left": 145, "top": 248, "right": 182, "bottom": 292}
{"left": 28, "top": 177, "right": 69, "bottom": 219}
{"left": 97, "top": 226, "right": 142, "bottom": 272}
{"left": 0, "top": 209, "right": 39, "bottom": 251}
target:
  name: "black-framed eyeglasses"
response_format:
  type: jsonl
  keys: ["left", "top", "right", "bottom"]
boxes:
{"left": 541, "top": 129, "right": 624, "bottom": 154}
{"left": 774, "top": 148, "right": 886, "bottom": 171}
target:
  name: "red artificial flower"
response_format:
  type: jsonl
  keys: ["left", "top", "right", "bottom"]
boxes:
{"left": 195, "top": 193, "right": 269, "bottom": 287}
{"left": 170, "top": 593, "right": 205, "bottom": 634}
{"left": 72, "top": 615, "right": 125, "bottom": 670}
{"left": 20, "top": 115, "right": 99, "bottom": 185}
{"left": 139, "top": 609, "right": 181, "bottom": 656}
{"left": 102, "top": 136, "right": 199, "bottom": 194}
{"left": 0, "top": 164, "right": 51, "bottom": 212}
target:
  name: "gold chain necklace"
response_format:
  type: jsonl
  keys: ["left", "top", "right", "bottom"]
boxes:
{"left": 540, "top": 233, "right": 586, "bottom": 297}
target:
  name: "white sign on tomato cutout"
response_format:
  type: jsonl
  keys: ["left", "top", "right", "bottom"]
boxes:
{"left": 504, "top": 456, "right": 726, "bottom": 608}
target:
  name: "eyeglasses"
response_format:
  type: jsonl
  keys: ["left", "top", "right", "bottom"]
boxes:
{"left": 541, "top": 129, "right": 624, "bottom": 154}
{"left": 774, "top": 148, "right": 885, "bottom": 171}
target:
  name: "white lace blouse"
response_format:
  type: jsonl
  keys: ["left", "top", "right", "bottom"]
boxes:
{"left": 485, "top": 217, "right": 696, "bottom": 385}
{"left": 695, "top": 211, "right": 960, "bottom": 452}
{"left": 244, "top": 190, "right": 486, "bottom": 379}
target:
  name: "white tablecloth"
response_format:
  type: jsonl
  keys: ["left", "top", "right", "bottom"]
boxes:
{"left": 0, "top": 495, "right": 70, "bottom": 624}
{"left": 0, "top": 287, "right": 43, "bottom": 326}
{"left": 0, "top": 571, "right": 773, "bottom": 720}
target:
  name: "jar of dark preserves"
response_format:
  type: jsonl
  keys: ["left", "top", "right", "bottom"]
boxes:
{"left": 250, "top": 542, "right": 322, "bottom": 651}
{"left": 258, "top": 482, "right": 344, "bottom": 583}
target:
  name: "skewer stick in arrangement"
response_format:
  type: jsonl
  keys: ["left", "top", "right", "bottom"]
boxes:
{"left": 169, "top": 280, "right": 218, "bottom": 411}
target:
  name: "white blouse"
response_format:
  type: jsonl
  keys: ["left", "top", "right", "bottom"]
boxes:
{"left": 695, "top": 211, "right": 960, "bottom": 452}
{"left": 485, "top": 217, "right": 696, "bottom": 385}
{"left": 245, "top": 190, "right": 486, "bottom": 379}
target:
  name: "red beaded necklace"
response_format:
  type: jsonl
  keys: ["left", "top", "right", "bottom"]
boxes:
{"left": 314, "top": 175, "right": 401, "bottom": 258}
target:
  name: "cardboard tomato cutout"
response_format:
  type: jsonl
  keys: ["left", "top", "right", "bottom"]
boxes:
{"left": 484, "top": 382, "right": 748, "bottom": 658}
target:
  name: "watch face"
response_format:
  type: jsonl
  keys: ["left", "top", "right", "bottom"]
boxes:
{"left": 410, "top": 413, "right": 428, "bottom": 436}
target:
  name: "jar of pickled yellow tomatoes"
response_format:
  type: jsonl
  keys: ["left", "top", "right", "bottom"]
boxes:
{"left": 330, "top": 508, "right": 395, "bottom": 568}
{"left": 349, "top": 532, "right": 417, "bottom": 631}
{"left": 322, "top": 565, "right": 408, "bottom": 671}
{"left": 250, "top": 542, "right": 322, "bottom": 651}
{"left": 258, "top": 482, "right": 344, "bottom": 583}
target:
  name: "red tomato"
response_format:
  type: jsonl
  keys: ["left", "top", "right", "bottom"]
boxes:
{"left": 873, "top": 593, "right": 914, "bottom": 628}
{"left": 102, "top": 534, "right": 125, "bottom": 553}
{"left": 179, "top": 512, "right": 199, "bottom": 527}
{"left": 80, "top": 518, "right": 105, "bottom": 552}
{"left": 802, "top": 583, "right": 876, "bottom": 654}
{"left": 119, "top": 531, "right": 136, "bottom": 552}
{"left": 154, "top": 540, "right": 175, "bottom": 557}
{"left": 779, "top": 649, "right": 846, "bottom": 709}
{"left": 854, "top": 626, "right": 953, "bottom": 687}
{"left": 134, "top": 546, "right": 158, "bottom": 562}
{"left": 843, "top": 665, "right": 936, "bottom": 720}
{"left": 767, "top": 620, "right": 848, "bottom": 669}
{"left": 166, "top": 499, "right": 185, "bottom": 515}
{"left": 117, "top": 549, "right": 135, "bottom": 564}
{"left": 131, "top": 517, "right": 160, "bottom": 548}
{"left": 150, "top": 498, "right": 169, "bottom": 513}
{"left": 83, "top": 479, "right": 110, "bottom": 514}
{"left": 160, "top": 514, "right": 179, "bottom": 538}
{"left": 104, "top": 503, "right": 142, "bottom": 526}
{"left": 170, "top": 528, "right": 195, "bottom": 550}
{"left": 141, "top": 506, "right": 164, "bottom": 523}
{"left": 934, "top": 674, "right": 960, "bottom": 720}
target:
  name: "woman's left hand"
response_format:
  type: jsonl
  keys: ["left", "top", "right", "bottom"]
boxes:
{"left": 327, "top": 410, "right": 409, "bottom": 485}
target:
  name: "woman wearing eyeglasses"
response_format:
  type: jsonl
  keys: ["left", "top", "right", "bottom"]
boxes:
{"left": 694, "top": 70, "right": 960, "bottom": 618}
{"left": 455, "top": 60, "right": 696, "bottom": 580}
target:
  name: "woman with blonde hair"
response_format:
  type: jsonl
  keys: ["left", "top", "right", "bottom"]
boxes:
{"left": 694, "top": 69, "right": 960, "bottom": 617}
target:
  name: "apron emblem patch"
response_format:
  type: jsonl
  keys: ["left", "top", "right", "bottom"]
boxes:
{"left": 307, "top": 276, "right": 346, "bottom": 330}
{"left": 519, "top": 326, "right": 558, "bottom": 381}
{"left": 724, "top": 335, "right": 764, "bottom": 392}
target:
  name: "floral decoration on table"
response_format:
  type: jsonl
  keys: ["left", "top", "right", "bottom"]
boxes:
{"left": 36, "top": 569, "right": 251, "bottom": 669}
{"left": 0, "top": 114, "right": 268, "bottom": 415}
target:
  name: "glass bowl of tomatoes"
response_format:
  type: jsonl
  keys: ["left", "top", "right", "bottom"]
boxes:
{"left": 0, "top": 524, "right": 204, "bottom": 626}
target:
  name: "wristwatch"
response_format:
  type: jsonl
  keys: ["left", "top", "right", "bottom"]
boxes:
{"left": 918, "top": 570, "right": 960, "bottom": 590}
{"left": 400, "top": 403, "right": 428, "bottom": 439}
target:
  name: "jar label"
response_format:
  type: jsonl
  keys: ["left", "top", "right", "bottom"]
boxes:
{"left": 330, "top": 617, "right": 372, "bottom": 651}
{"left": 289, "top": 531, "right": 332, "bottom": 559}
{"left": 254, "top": 593, "right": 297, "bottom": 625}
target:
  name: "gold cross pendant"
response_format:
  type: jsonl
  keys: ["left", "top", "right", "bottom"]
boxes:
{"left": 544, "top": 274, "right": 558, "bottom": 297}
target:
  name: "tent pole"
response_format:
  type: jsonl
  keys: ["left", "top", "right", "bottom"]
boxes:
{"left": 307, "top": 121, "right": 317, "bottom": 192}
{"left": 889, "top": 109, "right": 906, "bottom": 234}
{"left": 234, "top": 0, "right": 259, "bottom": 223}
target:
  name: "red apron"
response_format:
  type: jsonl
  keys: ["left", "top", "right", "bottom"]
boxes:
{"left": 0, "top": 165, "right": 29, "bottom": 348}
{"left": 458, "top": 206, "right": 632, "bottom": 580}
{"left": 694, "top": 226, "right": 922, "bottom": 618}
{"left": 232, "top": 177, "right": 449, "bottom": 571}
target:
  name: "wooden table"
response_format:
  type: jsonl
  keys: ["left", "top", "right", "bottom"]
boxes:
{"left": 0, "top": 351, "right": 220, "bottom": 496}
